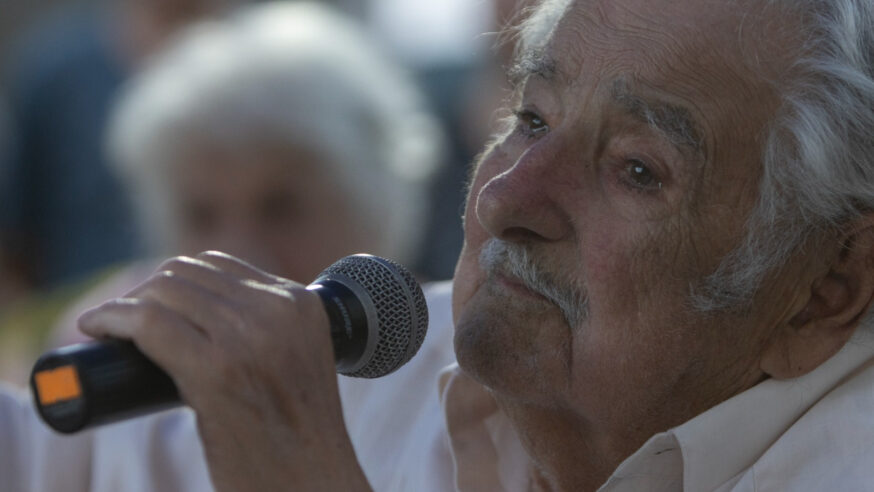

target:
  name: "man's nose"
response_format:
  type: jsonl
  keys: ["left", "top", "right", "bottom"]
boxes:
{"left": 475, "top": 146, "right": 573, "bottom": 243}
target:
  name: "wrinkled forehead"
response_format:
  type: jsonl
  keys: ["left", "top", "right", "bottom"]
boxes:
{"left": 522, "top": 0, "right": 802, "bottom": 91}
{"left": 514, "top": 0, "right": 798, "bottom": 162}
{"left": 531, "top": 0, "right": 794, "bottom": 90}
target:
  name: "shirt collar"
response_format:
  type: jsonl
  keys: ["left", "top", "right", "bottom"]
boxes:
{"left": 438, "top": 364, "right": 531, "bottom": 492}
{"left": 669, "top": 328, "right": 874, "bottom": 491}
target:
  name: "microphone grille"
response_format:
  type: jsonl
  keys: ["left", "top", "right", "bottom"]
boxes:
{"left": 319, "top": 255, "right": 428, "bottom": 378}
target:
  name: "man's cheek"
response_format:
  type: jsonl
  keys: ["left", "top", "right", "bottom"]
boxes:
{"left": 453, "top": 214, "right": 492, "bottom": 325}
{"left": 579, "top": 225, "right": 675, "bottom": 328}
{"left": 579, "top": 221, "right": 635, "bottom": 292}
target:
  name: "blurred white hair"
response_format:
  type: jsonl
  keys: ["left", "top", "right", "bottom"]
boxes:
{"left": 108, "top": 1, "right": 445, "bottom": 264}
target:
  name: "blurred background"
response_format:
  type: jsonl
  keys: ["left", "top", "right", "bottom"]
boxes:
{"left": 0, "top": 0, "right": 531, "bottom": 384}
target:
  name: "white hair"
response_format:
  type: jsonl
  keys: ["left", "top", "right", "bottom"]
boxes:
{"left": 514, "top": 0, "right": 571, "bottom": 52}
{"left": 108, "top": 1, "right": 445, "bottom": 264}
{"left": 514, "top": 0, "right": 874, "bottom": 314}
{"left": 693, "top": 0, "right": 874, "bottom": 311}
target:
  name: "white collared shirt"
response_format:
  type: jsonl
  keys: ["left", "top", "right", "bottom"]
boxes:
{"left": 601, "top": 328, "right": 874, "bottom": 491}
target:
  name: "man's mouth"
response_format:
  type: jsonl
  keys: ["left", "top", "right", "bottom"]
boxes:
{"left": 491, "top": 271, "right": 550, "bottom": 301}
{"left": 478, "top": 238, "right": 590, "bottom": 328}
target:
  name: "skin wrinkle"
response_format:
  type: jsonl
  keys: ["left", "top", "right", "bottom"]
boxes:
{"left": 563, "top": 11, "right": 765, "bottom": 223}
{"left": 509, "top": 50, "right": 560, "bottom": 88}
{"left": 600, "top": 5, "right": 768, "bottom": 286}
{"left": 580, "top": 0, "right": 752, "bottom": 114}
{"left": 512, "top": 49, "right": 707, "bottom": 158}
{"left": 610, "top": 20, "right": 781, "bottom": 308}
{"left": 611, "top": 80, "right": 704, "bottom": 155}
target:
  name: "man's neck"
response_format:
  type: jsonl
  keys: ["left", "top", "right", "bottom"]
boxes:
{"left": 496, "top": 398, "right": 647, "bottom": 492}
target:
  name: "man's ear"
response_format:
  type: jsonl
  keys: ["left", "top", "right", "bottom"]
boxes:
{"left": 761, "top": 221, "right": 874, "bottom": 380}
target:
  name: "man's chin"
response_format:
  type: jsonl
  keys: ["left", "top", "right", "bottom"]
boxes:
{"left": 453, "top": 286, "right": 570, "bottom": 398}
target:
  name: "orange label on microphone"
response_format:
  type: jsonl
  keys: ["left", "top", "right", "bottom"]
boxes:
{"left": 34, "top": 366, "right": 82, "bottom": 405}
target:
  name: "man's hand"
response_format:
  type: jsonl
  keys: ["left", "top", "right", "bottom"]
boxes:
{"left": 78, "top": 251, "right": 371, "bottom": 491}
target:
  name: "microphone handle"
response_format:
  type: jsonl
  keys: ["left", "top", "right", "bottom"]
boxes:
{"left": 31, "top": 340, "right": 179, "bottom": 433}
{"left": 31, "top": 279, "right": 367, "bottom": 434}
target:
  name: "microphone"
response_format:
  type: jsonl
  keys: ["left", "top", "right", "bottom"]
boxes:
{"left": 30, "top": 254, "right": 428, "bottom": 434}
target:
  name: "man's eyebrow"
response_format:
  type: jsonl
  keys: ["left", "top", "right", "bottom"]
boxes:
{"left": 611, "top": 80, "right": 704, "bottom": 155}
{"left": 507, "top": 48, "right": 562, "bottom": 87}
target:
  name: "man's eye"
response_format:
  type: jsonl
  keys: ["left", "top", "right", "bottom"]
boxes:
{"left": 626, "top": 160, "right": 662, "bottom": 190}
{"left": 513, "top": 109, "right": 549, "bottom": 137}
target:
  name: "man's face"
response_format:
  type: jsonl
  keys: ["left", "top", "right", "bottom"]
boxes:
{"left": 453, "top": 0, "right": 805, "bottom": 438}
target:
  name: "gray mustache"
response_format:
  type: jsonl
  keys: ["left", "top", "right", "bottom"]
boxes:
{"left": 478, "top": 239, "right": 589, "bottom": 328}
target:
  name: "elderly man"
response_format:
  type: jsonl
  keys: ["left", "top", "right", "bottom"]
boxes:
{"left": 5, "top": 0, "right": 874, "bottom": 490}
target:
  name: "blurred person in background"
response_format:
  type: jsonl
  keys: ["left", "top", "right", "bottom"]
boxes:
{"left": 0, "top": 0, "right": 250, "bottom": 387}
{"left": 41, "top": 0, "right": 446, "bottom": 361}
{"left": 0, "top": 4, "right": 454, "bottom": 491}
{"left": 0, "top": 0, "right": 245, "bottom": 302}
